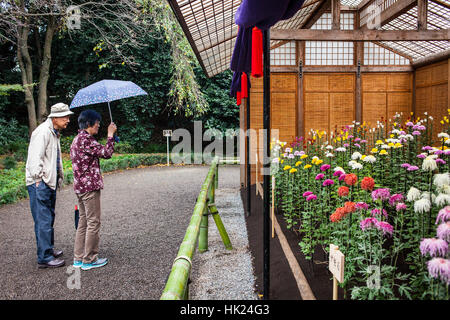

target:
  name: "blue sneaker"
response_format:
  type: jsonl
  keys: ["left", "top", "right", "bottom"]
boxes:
{"left": 81, "top": 257, "right": 108, "bottom": 270}
{"left": 73, "top": 260, "right": 83, "bottom": 268}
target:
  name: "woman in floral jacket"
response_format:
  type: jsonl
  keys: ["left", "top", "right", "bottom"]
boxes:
{"left": 70, "top": 109, "right": 117, "bottom": 270}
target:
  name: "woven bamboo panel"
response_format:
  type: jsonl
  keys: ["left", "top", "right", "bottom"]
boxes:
{"left": 271, "top": 73, "right": 297, "bottom": 92}
{"left": 387, "top": 92, "right": 411, "bottom": 120}
{"left": 271, "top": 92, "right": 297, "bottom": 143}
{"left": 304, "top": 74, "right": 329, "bottom": 92}
{"left": 387, "top": 74, "right": 411, "bottom": 92}
{"left": 329, "top": 74, "right": 354, "bottom": 92}
{"left": 250, "top": 76, "right": 264, "bottom": 93}
{"left": 362, "top": 74, "right": 386, "bottom": 92}
{"left": 330, "top": 92, "right": 355, "bottom": 133}
{"left": 415, "top": 60, "right": 449, "bottom": 135}
{"left": 304, "top": 92, "right": 329, "bottom": 136}
{"left": 362, "top": 92, "right": 387, "bottom": 125}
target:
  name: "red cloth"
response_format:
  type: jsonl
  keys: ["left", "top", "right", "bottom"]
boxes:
{"left": 241, "top": 72, "right": 248, "bottom": 98}
{"left": 236, "top": 91, "right": 241, "bottom": 106}
{"left": 251, "top": 27, "right": 263, "bottom": 78}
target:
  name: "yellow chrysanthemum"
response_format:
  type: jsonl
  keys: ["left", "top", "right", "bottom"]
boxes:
{"left": 388, "top": 142, "right": 395, "bottom": 148}
{"left": 289, "top": 168, "right": 297, "bottom": 174}
{"left": 283, "top": 165, "right": 291, "bottom": 171}
{"left": 394, "top": 143, "right": 402, "bottom": 148}
{"left": 300, "top": 154, "right": 308, "bottom": 159}
{"left": 379, "top": 150, "right": 388, "bottom": 155}
{"left": 303, "top": 164, "right": 312, "bottom": 170}
{"left": 311, "top": 158, "right": 317, "bottom": 164}
{"left": 315, "top": 159, "right": 323, "bottom": 165}
{"left": 280, "top": 159, "right": 284, "bottom": 164}
{"left": 376, "top": 140, "right": 383, "bottom": 145}
{"left": 295, "top": 161, "right": 302, "bottom": 167}
{"left": 361, "top": 155, "right": 366, "bottom": 160}
{"left": 371, "top": 148, "right": 379, "bottom": 154}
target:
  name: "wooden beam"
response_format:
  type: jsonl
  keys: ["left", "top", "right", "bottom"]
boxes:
{"left": 331, "top": 0, "right": 340, "bottom": 30}
{"left": 297, "top": 41, "right": 305, "bottom": 138}
{"left": 270, "top": 65, "right": 413, "bottom": 73}
{"left": 412, "top": 49, "right": 450, "bottom": 68}
{"left": 270, "top": 29, "right": 450, "bottom": 41}
{"left": 355, "top": 42, "right": 363, "bottom": 123}
{"left": 302, "top": 0, "right": 331, "bottom": 29}
{"left": 430, "top": 0, "right": 450, "bottom": 10}
{"left": 359, "top": 0, "right": 417, "bottom": 29}
{"left": 417, "top": 0, "right": 428, "bottom": 31}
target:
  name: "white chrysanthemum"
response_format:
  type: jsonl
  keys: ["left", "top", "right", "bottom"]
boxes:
{"left": 326, "top": 145, "right": 334, "bottom": 150}
{"left": 351, "top": 152, "right": 362, "bottom": 160}
{"left": 407, "top": 187, "right": 421, "bottom": 202}
{"left": 363, "top": 155, "right": 376, "bottom": 163}
{"left": 335, "top": 147, "right": 346, "bottom": 152}
{"left": 434, "top": 173, "right": 450, "bottom": 188}
{"left": 439, "top": 184, "right": 450, "bottom": 195}
{"left": 352, "top": 162, "right": 363, "bottom": 170}
{"left": 381, "top": 144, "right": 390, "bottom": 149}
{"left": 445, "top": 139, "right": 450, "bottom": 145}
{"left": 438, "top": 132, "right": 450, "bottom": 139}
{"left": 422, "top": 156, "right": 438, "bottom": 171}
{"left": 421, "top": 192, "right": 436, "bottom": 203}
{"left": 334, "top": 166, "right": 345, "bottom": 173}
{"left": 435, "top": 193, "right": 450, "bottom": 207}
{"left": 414, "top": 198, "right": 431, "bottom": 214}
{"left": 325, "top": 152, "right": 334, "bottom": 158}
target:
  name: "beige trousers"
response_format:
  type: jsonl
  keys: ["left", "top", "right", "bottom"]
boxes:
{"left": 74, "top": 190, "right": 101, "bottom": 264}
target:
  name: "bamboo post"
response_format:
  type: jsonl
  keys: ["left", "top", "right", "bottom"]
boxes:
{"left": 161, "top": 157, "right": 218, "bottom": 300}
{"left": 333, "top": 276, "right": 338, "bottom": 300}
{"left": 198, "top": 205, "right": 208, "bottom": 253}
{"left": 208, "top": 204, "right": 233, "bottom": 250}
{"left": 256, "top": 153, "right": 259, "bottom": 195}
{"left": 271, "top": 175, "right": 275, "bottom": 238}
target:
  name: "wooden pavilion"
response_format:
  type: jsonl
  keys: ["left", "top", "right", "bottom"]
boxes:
{"left": 168, "top": 0, "right": 449, "bottom": 186}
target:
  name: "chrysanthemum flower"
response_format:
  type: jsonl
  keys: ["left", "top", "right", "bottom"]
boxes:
{"left": 300, "top": 154, "right": 308, "bottom": 159}
{"left": 371, "top": 208, "right": 388, "bottom": 218}
{"left": 295, "top": 161, "right": 302, "bottom": 167}
{"left": 414, "top": 198, "right": 431, "bottom": 214}
{"left": 283, "top": 165, "right": 292, "bottom": 171}
{"left": 323, "top": 179, "right": 334, "bottom": 187}
{"left": 361, "top": 177, "right": 375, "bottom": 191}
{"left": 401, "top": 163, "right": 411, "bottom": 168}
{"left": 303, "top": 164, "right": 312, "bottom": 170}
{"left": 422, "top": 156, "right": 438, "bottom": 172}
{"left": 371, "top": 188, "right": 390, "bottom": 201}
{"left": 289, "top": 168, "right": 297, "bottom": 174}
{"left": 407, "top": 187, "right": 421, "bottom": 201}
{"left": 338, "top": 186, "right": 349, "bottom": 197}
{"left": 420, "top": 238, "right": 448, "bottom": 257}
{"left": 389, "top": 193, "right": 404, "bottom": 206}
{"left": 320, "top": 164, "right": 331, "bottom": 171}
{"left": 363, "top": 155, "right": 376, "bottom": 163}
{"left": 379, "top": 150, "right": 388, "bottom": 155}
{"left": 344, "top": 173, "right": 358, "bottom": 186}
{"left": 436, "top": 206, "right": 450, "bottom": 224}
{"left": 407, "top": 165, "right": 419, "bottom": 171}
{"left": 396, "top": 202, "right": 407, "bottom": 211}
{"left": 306, "top": 194, "right": 317, "bottom": 201}
{"left": 303, "top": 191, "right": 313, "bottom": 197}
{"left": 427, "top": 258, "right": 450, "bottom": 285}
{"left": 437, "top": 222, "right": 450, "bottom": 241}
{"left": 315, "top": 173, "right": 325, "bottom": 180}
{"left": 375, "top": 221, "right": 394, "bottom": 236}
{"left": 351, "top": 152, "right": 362, "bottom": 160}
{"left": 355, "top": 202, "right": 369, "bottom": 211}
{"left": 434, "top": 193, "right": 450, "bottom": 207}
{"left": 344, "top": 201, "right": 356, "bottom": 213}
{"left": 360, "top": 217, "right": 378, "bottom": 231}
{"left": 333, "top": 170, "right": 344, "bottom": 177}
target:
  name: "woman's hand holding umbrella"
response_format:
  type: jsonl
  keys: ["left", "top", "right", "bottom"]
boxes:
{"left": 107, "top": 122, "right": 117, "bottom": 139}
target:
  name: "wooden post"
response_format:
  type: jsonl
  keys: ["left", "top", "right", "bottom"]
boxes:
{"left": 256, "top": 153, "right": 259, "bottom": 195}
{"left": 271, "top": 175, "right": 275, "bottom": 238}
{"left": 331, "top": 0, "right": 341, "bottom": 30}
{"left": 355, "top": 42, "right": 363, "bottom": 123}
{"left": 297, "top": 41, "right": 305, "bottom": 138}
{"left": 333, "top": 276, "right": 338, "bottom": 300}
{"left": 417, "top": 0, "right": 428, "bottom": 31}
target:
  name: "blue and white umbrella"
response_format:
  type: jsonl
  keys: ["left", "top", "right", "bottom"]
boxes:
{"left": 70, "top": 79, "right": 148, "bottom": 122}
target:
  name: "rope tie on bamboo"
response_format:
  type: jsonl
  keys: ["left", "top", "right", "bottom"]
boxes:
{"left": 173, "top": 255, "right": 192, "bottom": 268}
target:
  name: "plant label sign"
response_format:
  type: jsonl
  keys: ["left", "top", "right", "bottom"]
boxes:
{"left": 163, "top": 130, "right": 172, "bottom": 137}
{"left": 329, "top": 244, "right": 345, "bottom": 283}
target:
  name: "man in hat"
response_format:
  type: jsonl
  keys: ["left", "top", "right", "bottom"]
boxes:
{"left": 26, "top": 103, "right": 74, "bottom": 268}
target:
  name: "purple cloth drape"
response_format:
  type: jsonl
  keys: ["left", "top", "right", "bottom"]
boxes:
{"left": 229, "top": 0, "right": 305, "bottom": 97}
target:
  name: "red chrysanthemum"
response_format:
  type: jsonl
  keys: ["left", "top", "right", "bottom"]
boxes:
{"left": 338, "top": 186, "right": 349, "bottom": 197}
{"left": 344, "top": 173, "right": 358, "bottom": 186}
{"left": 344, "top": 201, "right": 356, "bottom": 214}
{"left": 361, "top": 176, "right": 375, "bottom": 191}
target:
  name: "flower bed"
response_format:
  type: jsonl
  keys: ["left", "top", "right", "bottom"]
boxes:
{"left": 271, "top": 112, "right": 450, "bottom": 299}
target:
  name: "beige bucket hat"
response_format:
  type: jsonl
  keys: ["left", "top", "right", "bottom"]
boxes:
{"left": 47, "top": 103, "right": 74, "bottom": 118}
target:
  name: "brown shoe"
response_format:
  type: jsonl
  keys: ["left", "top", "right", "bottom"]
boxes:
{"left": 38, "top": 258, "right": 65, "bottom": 269}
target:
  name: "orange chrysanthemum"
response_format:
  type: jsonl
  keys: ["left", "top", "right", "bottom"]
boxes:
{"left": 344, "top": 173, "right": 358, "bottom": 186}
{"left": 361, "top": 176, "right": 375, "bottom": 191}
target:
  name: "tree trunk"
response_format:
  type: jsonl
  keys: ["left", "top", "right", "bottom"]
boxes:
{"left": 17, "top": 25, "right": 37, "bottom": 135}
{"left": 37, "top": 17, "right": 57, "bottom": 123}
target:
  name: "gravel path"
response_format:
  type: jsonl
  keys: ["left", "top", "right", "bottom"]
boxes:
{"left": 0, "top": 164, "right": 256, "bottom": 300}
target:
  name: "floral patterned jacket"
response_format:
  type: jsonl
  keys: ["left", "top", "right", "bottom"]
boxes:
{"left": 70, "top": 130, "right": 115, "bottom": 194}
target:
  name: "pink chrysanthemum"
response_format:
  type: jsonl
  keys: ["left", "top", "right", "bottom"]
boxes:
{"left": 315, "top": 173, "right": 325, "bottom": 180}
{"left": 427, "top": 258, "right": 450, "bottom": 285}
{"left": 320, "top": 164, "right": 331, "bottom": 172}
{"left": 420, "top": 238, "right": 448, "bottom": 257}
{"left": 360, "top": 217, "right": 378, "bottom": 231}
{"left": 322, "top": 179, "right": 334, "bottom": 187}
{"left": 436, "top": 206, "right": 450, "bottom": 224}
{"left": 355, "top": 202, "right": 369, "bottom": 211}
{"left": 396, "top": 202, "right": 407, "bottom": 211}
{"left": 306, "top": 194, "right": 317, "bottom": 201}
{"left": 371, "top": 188, "right": 390, "bottom": 201}
{"left": 376, "top": 221, "right": 393, "bottom": 236}
{"left": 436, "top": 222, "right": 450, "bottom": 242}
{"left": 371, "top": 208, "right": 388, "bottom": 218}
{"left": 303, "top": 191, "right": 313, "bottom": 198}
{"left": 389, "top": 193, "right": 404, "bottom": 206}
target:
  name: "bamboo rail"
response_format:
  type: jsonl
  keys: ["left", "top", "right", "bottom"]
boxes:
{"left": 160, "top": 157, "right": 232, "bottom": 300}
